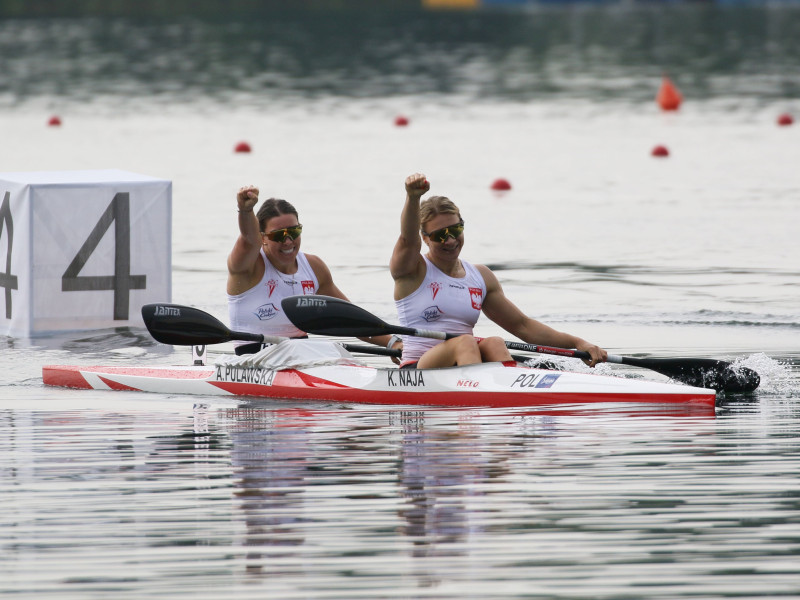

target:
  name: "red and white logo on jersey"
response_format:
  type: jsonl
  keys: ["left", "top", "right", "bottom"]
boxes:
{"left": 302, "top": 280, "right": 316, "bottom": 294}
{"left": 429, "top": 281, "right": 442, "bottom": 300}
{"left": 266, "top": 279, "right": 278, "bottom": 297}
{"left": 469, "top": 287, "right": 483, "bottom": 310}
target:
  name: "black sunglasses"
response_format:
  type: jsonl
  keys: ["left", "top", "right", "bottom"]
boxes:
{"left": 422, "top": 220, "right": 464, "bottom": 243}
{"left": 263, "top": 224, "right": 303, "bottom": 243}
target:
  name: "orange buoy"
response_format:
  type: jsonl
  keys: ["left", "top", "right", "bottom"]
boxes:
{"left": 490, "top": 178, "right": 511, "bottom": 191}
{"left": 777, "top": 113, "right": 794, "bottom": 126}
{"left": 651, "top": 145, "right": 670, "bottom": 157}
{"left": 48, "top": 115, "right": 62, "bottom": 126}
{"left": 656, "top": 77, "right": 682, "bottom": 111}
{"left": 394, "top": 115, "right": 410, "bottom": 127}
{"left": 234, "top": 141, "right": 252, "bottom": 153}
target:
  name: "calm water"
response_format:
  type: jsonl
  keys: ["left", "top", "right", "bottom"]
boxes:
{"left": 2, "top": 6, "right": 800, "bottom": 599}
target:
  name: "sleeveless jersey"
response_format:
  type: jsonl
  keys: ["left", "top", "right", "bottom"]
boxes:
{"left": 395, "top": 256, "right": 487, "bottom": 363}
{"left": 227, "top": 249, "right": 319, "bottom": 341}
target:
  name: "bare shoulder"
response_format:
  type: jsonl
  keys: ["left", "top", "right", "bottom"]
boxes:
{"left": 393, "top": 254, "right": 427, "bottom": 299}
{"left": 226, "top": 251, "right": 265, "bottom": 295}
{"left": 475, "top": 263, "right": 502, "bottom": 290}
{"left": 304, "top": 252, "right": 326, "bottom": 269}
{"left": 304, "top": 252, "right": 334, "bottom": 282}
{"left": 390, "top": 241, "right": 425, "bottom": 279}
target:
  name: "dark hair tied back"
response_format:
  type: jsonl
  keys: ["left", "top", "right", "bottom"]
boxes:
{"left": 257, "top": 198, "right": 299, "bottom": 232}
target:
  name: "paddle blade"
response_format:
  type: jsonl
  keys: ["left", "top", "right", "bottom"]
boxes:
{"left": 142, "top": 303, "right": 258, "bottom": 346}
{"left": 622, "top": 356, "right": 760, "bottom": 393}
{"left": 281, "top": 295, "right": 397, "bottom": 337}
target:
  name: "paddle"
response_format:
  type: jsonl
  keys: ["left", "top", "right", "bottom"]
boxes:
{"left": 280, "top": 295, "right": 760, "bottom": 393}
{"left": 140, "top": 303, "right": 401, "bottom": 358}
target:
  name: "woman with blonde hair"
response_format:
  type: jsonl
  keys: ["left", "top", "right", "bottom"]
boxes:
{"left": 389, "top": 173, "right": 606, "bottom": 369}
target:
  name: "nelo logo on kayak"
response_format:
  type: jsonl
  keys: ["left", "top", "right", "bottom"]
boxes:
{"left": 154, "top": 305, "right": 180, "bottom": 317}
{"left": 295, "top": 297, "right": 327, "bottom": 307}
{"left": 387, "top": 370, "right": 425, "bottom": 387}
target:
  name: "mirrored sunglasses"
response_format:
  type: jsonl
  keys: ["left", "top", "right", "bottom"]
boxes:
{"left": 264, "top": 224, "right": 303, "bottom": 242}
{"left": 422, "top": 220, "right": 464, "bottom": 243}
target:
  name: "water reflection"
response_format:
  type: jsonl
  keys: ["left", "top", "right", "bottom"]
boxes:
{"left": 219, "top": 405, "right": 505, "bottom": 584}
{"left": 3, "top": 401, "right": 799, "bottom": 598}
{"left": 223, "top": 406, "right": 313, "bottom": 579}
{"left": 212, "top": 402, "right": 718, "bottom": 589}
{"left": 399, "top": 413, "right": 476, "bottom": 553}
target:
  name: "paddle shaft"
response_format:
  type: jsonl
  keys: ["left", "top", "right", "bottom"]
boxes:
{"left": 237, "top": 338, "right": 403, "bottom": 358}
{"left": 506, "top": 341, "right": 592, "bottom": 360}
{"left": 344, "top": 343, "right": 530, "bottom": 362}
{"left": 506, "top": 341, "right": 635, "bottom": 366}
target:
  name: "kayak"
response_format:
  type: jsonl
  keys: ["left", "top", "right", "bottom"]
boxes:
{"left": 42, "top": 361, "right": 717, "bottom": 407}
{"left": 43, "top": 340, "right": 717, "bottom": 408}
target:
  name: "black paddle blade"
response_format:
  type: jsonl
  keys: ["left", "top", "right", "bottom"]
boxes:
{"left": 281, "top": 295, "right": 396, "bottom": 337}
{"left": 142, "top": 303, "right": 259, "bottom": 346}
{"left": 623, "top": 356, "right": 760, "bottom": 393}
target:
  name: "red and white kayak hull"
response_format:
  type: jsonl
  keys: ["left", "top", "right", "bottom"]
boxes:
{"left": 43, "top": 361, "right": 717, "bottom": 408}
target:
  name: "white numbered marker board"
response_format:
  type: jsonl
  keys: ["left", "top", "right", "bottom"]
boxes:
{"left": 0, "top": 170, "right": 171, "bottom": 337}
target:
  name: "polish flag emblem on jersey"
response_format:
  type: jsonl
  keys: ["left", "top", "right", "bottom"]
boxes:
{"left": 469, "top": 287, "right": 483, "bottom": 310}
{"left": 429, "top": 282, "right": 442, "bottom": 300}
{"left": 302, "top": 280, "right": 315, "bottom": 294}
{"left": 266, "top": 279, "right": 278, "bottom": 297}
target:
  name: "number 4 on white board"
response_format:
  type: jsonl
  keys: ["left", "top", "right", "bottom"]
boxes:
{"left": 62, "top": 192, "right": 146, "bottom": 320}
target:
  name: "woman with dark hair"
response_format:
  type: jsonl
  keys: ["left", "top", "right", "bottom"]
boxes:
{"left": 390, "top": 173, "right": 606, "bottom": 369}
{"left": 227, "top": 185, "right": 398, "bottom": 354}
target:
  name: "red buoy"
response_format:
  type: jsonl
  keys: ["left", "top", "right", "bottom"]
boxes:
{"left": 651, "top": 145, "right": 670, "bottom": 157}
{"left": 48, "top": 115, "right": 62, "bottom": 126}
{"left": 394, "top": 115, "right": 410, "bottom": 127}
{"left": 234, "top": 141, "right": 252, "bottom": 153}
{"left": 491, "top": 178, "right": 512, "bottom": 191}
{"left": 777, "top": 113, "right": 794, "bottom": 126}
{"left": 656, "top": 77, "right": 682, "bottom": 111}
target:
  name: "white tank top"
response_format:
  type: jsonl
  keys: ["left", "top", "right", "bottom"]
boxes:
{"left": 395, "top": 256, "right": 487, "bottom": 363}
{"left": 227, "top": 249, "right": 319, "bottom": 341}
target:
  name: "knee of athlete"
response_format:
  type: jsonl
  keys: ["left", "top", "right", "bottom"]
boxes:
{"left": 482, "top": 336, "right": 512, "bottom": 356}
{"left": 454, "top": 334, "right": 479, "bottom": 351}
{"left": 483, "top": 336, "right": 505, "bottom": 349}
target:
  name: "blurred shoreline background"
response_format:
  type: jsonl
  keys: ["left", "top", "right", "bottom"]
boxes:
{"left": 4, "top": 0, "right": 800, "bottom": 18}
{"left": 2, "top": 2, "right": 799, "bottom": 111}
